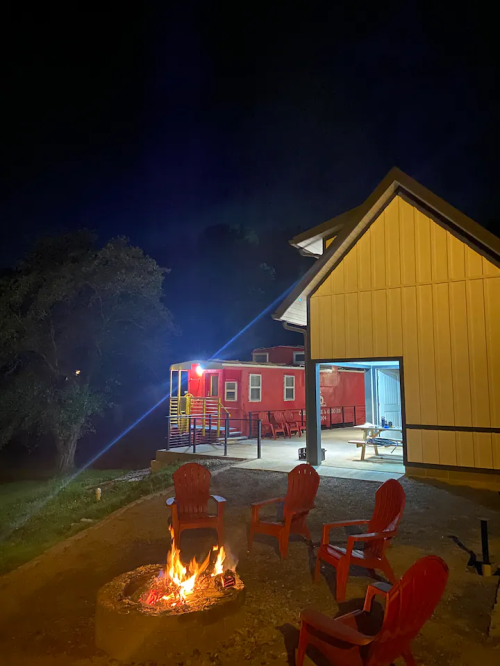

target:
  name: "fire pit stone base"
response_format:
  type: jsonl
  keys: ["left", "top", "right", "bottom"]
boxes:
{"left": 95, "top": 564, "right": 245, "bottom": 662}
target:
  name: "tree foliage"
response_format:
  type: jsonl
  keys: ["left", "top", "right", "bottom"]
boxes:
{"left": 0, "top": 231, "right": 174, "bottom": 472}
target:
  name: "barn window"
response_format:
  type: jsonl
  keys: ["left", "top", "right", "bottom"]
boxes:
{"left": 293, "top": 351, "right": 305, "bottom": 365}
{"left": 284, "top": 375, "right": 295, "bottom": 401}
{"left": 225, "top": 381, "right": 238, "bottom": 401}
{"left": 252, "top": 352, "right": 269, "bottom": 363}
{"left": 249, "top": 374, "right": 262, "bottom": 401}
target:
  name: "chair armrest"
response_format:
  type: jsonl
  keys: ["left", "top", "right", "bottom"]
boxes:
{"left": 300, "top": 608, "right": 374, "bottom": 646}
{"left": 211, "top": 495, "right": 226, "bottom": 503}
{"left": 251, "top": 497, "right": 285, "bottom": 509}
{"left": 349, "top": 530, "right": 397, "bottom": 543}
{"left": 321, "top": 519, "right": 369, "bottom": 544}
{"left": 166, "top": 497, "right": 176, "bottom": 506}
{"left": 363, "top": 581, "right": 392, "bottom": 612}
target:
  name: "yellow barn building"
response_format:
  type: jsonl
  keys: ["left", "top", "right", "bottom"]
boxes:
{"left": 274, "top": 168, "right": 500, "bottom": 488}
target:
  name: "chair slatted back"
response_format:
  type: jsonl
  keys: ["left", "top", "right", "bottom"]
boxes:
{"left": 258, "top": 411, "right": 271, "bottom": 425}
{"left": 173, "top": 463, "right": 211, "bottom": 517}
{"left": 368, "top": 556, "right": 449, "bottom": 666}
{"left": 366, "top": 479, "right": 406, "bottom": 559}
{"left": 274, "top": 411, "right": 287, "bottom": 426}
{"left": 284, "top": 464, "right": 320, "bottom": 515}
{"left": 284, "top": 410, "right": 297, "bottom": 424}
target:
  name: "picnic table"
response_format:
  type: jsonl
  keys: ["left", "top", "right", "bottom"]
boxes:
{"left": 350, "top": 423, "right": 403, "bottom": 461}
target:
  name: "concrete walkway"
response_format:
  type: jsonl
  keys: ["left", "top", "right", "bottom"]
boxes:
{"left": 155, "top": 428, "right": 405, "bottom": 482}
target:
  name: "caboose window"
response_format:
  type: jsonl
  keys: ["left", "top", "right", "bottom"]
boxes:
{"left": 225, "top": 381, "right": 238, "bottom": 401}
{"left": 284, "top": 375, "right": 295, "bottom": 401}
{"left": 252, "top": 352, "right": 269, "bottom": 363}
{"left": 249, "top": 374, "right": 262, "bottom": 401}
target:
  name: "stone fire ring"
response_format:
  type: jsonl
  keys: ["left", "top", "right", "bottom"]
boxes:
{"left": 95, "top": 564, "right": 246, "bottom": 662}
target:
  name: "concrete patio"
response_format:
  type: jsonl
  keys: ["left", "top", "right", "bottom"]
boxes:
{"left": 153, "top": 427, "right": 405, "bottom": 482}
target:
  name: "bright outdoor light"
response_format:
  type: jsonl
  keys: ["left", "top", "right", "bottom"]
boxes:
{"left": 195, "top": 364, "right": 204, "bottom": 377}
{"left": 75, "top": 369, "right": 81, "bottom": 375}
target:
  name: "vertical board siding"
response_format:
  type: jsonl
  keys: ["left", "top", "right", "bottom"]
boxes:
{"left": 417, "top": 285, "right": 438, "bottom": 424}
{"left": 415, "top": 210, "right": 432, "bottom": 283}
{"left": 456, "top": 431, "right": 475, "bottom": 468}
{"left": 371, "top": 211, "right": 386, "bottom": 290}
{"left": 309, "top": 195, "right": 500, "bottom": 470}
{"left": 344, "top": 245, "right": 358, "bottom": 293}
{"left": 345, "top": 292, "right": 360, "bottom": 358}
{"left": 385, "top": 199, "right": 401, "bottom": 287}
{"left": 319, "top": 296, "right": 333, "bottom": 359}
{"left": 358, "top": 227, "right": 372, "bottom": 291}
{"left": 406, "top": 429, "right": 422, "bottom": 463}
{"left": 449, "top": 281, "right": 472, "bottom": 426}
{"left": 431, "top": 223, "right": 449, "bottom": 283}
{"left": 466, "top": 280, "right": 490, "bottom": 427}
{"left": 387, "top": 288, "right": 403, "bottom": 356}
{"left": 332, "top": 294, "right": 346, "bottom": 358}
{"left": 400, "top": 198, "right": 417, "bottom": 285}
{"left": 484, "top": 277, "right": 500, "bottom": 427}
{"left": 358, "top": 291, "right": 374, "bottom": 357}
{"left": 372, "top": 289, "right": 388, "bottom": 356}
{"left": 448, "top": 234, "right": 466, "bottom": 280}
{"left": 402, "top": 286, "right": 421, "bottom": 424}
{"left": 433, "top": 283, "right": 455, "bottom": 425}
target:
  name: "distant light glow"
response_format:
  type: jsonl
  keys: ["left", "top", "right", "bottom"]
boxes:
{"left": 75, "top": 369, "right": 81, "bottom": 375}
{"left": 195, "top": 364, "right": 204, "bottom": 377}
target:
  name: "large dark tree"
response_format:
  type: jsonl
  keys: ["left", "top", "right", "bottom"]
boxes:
{"left": 0, "top": 231, "right": 173, "bottom": 473}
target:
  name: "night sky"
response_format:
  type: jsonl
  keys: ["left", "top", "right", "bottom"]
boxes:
{"left": 2, "top": 3, "right": 499, "bottom": 326}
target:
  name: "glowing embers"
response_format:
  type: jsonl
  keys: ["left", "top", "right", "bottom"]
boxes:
{"left": 134, "top": 527, "right": 242, "bottom": 614}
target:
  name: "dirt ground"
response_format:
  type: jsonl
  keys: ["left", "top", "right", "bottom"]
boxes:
{"left": 0, "top": 467, "right": 499, "bottom": 666}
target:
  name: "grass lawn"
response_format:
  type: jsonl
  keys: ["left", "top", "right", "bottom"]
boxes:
{"left": 0, "top": 465, "right": 180, "bottom": 575}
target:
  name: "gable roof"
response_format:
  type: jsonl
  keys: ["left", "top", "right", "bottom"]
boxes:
{"left": 273, "top": 167, "right": 500, "bottom": 327}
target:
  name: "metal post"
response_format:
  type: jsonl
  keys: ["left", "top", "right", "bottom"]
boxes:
{"left": 224, "top": 418, "right": 229, "bottom": 456}
{"left": 329, "top": 407, "right": 333, "bottom": 429}
{"left": 208, "top": 414, "right": 212, "bottom": 443}
{"left": 257, "top": 419, "right": 262, "bottom": 459}
{"left": 341, "top": 406, "right": 345, "bottom": 427}
{"left": 192, "top": 418, "right": 197, "bottom": 453}
{"left": 354, "top": 405, "right": 357, "bottom": 426}
{"left": 166, "top": 416, "right": 170, "bottom": 450}
{"left": 268, "top": 410, "right": 271, "bottom": 424}
{"left": 481, "top": 519, "right": 491, "bottom": 575}
{"left": 301, "top": 409, "right": 304, "bottom": 426}
{"left": 248, "top": 412, "right": 252, "bottom": 438}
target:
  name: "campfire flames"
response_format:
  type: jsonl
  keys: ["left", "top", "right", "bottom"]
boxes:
{"left": 142, "top": 527, "right": 232, "bottom": 610}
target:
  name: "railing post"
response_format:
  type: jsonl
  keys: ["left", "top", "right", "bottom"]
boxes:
{"left": 353, "top": 405, "right": 357, "bottom": 426}
{"left": 192, "top": 418, "right": 197, "bottom": 453}
{"left": 257, "top": 419, "right": 262, "bottom": 459}
{"left": 166, "top": 416, "right": 170, "bottom": 450}
{"left": 208, "top": 414, "right": 212, "bottom": 443}
{"left": 202, "top": 399, "right": 206, "bottom": 437}
{"left": 248, "top": 412, "right": 252, "bottom": 438}
{"left": 301, "top": 409, "right": 304, "bottom": 426}
{"left": 224, "top": 418, "right": 229, "bottom": 456}
{"left": 329, "top": 406, "right": 333, "bottom": 429}
{"left": 341, "top": 406, "right": 345, "bottom": 427}
{"left": 268, "top": 410, "right": 271, "bottom": 425}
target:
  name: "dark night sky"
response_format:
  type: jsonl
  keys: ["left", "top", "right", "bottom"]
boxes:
{"left": 2, "top": 2, "right": 499, "bottom": 263}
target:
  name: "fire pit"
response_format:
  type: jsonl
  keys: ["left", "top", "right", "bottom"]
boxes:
{"left": 95, "top": 530, "right": 245, "bottom": 662}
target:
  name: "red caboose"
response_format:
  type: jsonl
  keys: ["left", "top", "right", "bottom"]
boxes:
{"left": 168, "top": 347, "right": 365, "bottom": 443}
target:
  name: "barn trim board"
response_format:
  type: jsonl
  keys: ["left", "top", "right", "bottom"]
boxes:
{"left": 276, "top": 168, "right": 500, "bottom": 487}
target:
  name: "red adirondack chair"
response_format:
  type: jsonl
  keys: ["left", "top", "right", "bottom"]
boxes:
{"left": 259, "top": 412, "right": 287, "bottom": 440}
{"left": 249, "top": 464, "right": 320, "bottom": 559}
{"left": 298, "top": 555, "right": 449, "bottom": 666}
{"left": 315, "top": 478, "right": 405, "bottom": 601}
{"left": 284, "top": 410, "right": 303, "bottom": 436}
{"left": 166, "top": 463, "right": 226, "bottom": 545}
{"left": 274, "top": 411, "right": 291, "bottom": 438}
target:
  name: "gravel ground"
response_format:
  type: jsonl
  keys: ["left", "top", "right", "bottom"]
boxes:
{"left": 0, "top": 468, "right": 499, "bottom": 666}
